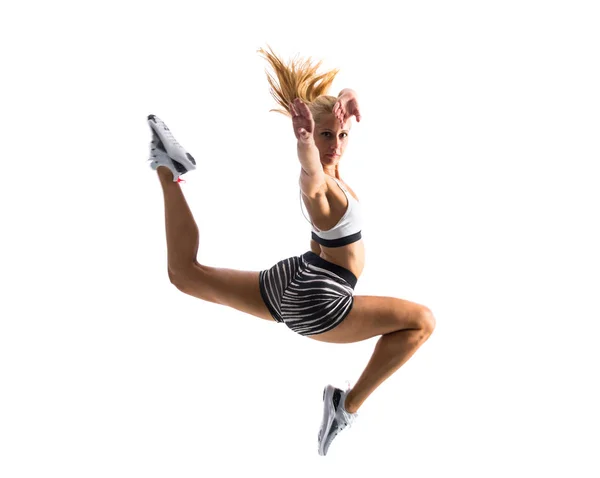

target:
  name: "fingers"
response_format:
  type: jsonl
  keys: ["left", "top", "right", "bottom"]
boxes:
{"left": 333, "top": 102, "right": 344, "bottom": 125}
{"left": 333, "top": 99, "right": 363, "bottom": 125}
{"left": 293, "top": 98, "right": 312, "bottom": 118}
{"left": 350, "top": 106, "right": 361, "bottom": 123}
{"left": 292, "top": 98, "right": 315, "bottom": 141}
{"left": 291, "top": 100, "right": 301, "bottom": 119}
{"left": 292, "top": 98, "right": 303, "bottom": 112}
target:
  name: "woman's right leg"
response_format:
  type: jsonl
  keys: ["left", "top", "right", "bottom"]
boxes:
{"left": 156, "top": 167, "right": 199, "bottom": 278}
{"left": 156, "top": 166, "right": 276, "bottom": 323}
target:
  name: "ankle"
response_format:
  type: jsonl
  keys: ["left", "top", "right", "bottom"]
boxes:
{"left": 157, "top": 166, "right": 174, "bottom": 181}
{"left": 344, "top": 393, "right": 359, "bottom": 414}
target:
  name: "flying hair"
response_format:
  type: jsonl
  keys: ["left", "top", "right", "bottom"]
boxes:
{"left": 257, "top": 45, "right": 340, "bottom": 124}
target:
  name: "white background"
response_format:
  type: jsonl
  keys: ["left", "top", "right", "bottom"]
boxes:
{"left": 1, "top": 0, "right": 599, "bottom": 476}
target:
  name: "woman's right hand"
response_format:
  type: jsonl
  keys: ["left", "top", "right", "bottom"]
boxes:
{"left": 291, "top": 98, "right": 315, "bottom": 144}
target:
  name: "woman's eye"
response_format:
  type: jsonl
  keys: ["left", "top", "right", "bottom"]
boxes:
{"left": 321, "top": 132, "right": 348, "bottom": 138}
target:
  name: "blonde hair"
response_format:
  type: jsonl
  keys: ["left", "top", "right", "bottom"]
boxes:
{"left": 257, "top": 45, "right": 339, "bottom": 124}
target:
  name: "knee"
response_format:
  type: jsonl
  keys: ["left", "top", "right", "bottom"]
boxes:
{"left": 168, "top": 267, "right": 190, "bottom": 291}
{"left": 418, "top": 307, "right": 436, "bottom": 337}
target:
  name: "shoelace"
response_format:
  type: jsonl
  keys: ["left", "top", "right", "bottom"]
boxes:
{"left": 160, "top": 122, "right": 181, "bottom": 148}
{"left": 158, "top": 124, "right": 186, "bottom": 183}
{"left": 149, "top": 130, "right": 186, "bottom": 183}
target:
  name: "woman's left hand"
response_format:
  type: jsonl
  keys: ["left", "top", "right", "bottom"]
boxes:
{"left": 333, "top": 90, "right": 362, "bottom": 126}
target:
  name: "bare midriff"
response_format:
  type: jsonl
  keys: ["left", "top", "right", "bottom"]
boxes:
{"left": 303, "top": 175, "right": 365, "bottom": 280}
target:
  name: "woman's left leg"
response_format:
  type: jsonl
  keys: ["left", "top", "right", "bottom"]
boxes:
{"left": 308, "top": 295, "right": 436, "bottom": 414}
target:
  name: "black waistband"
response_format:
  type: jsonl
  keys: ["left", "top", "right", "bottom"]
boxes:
{"left": 311, "top": 231, "right": 362, "bottom": 248}
{"left": 301, "top": 251, "right": 358, "bottom": 289}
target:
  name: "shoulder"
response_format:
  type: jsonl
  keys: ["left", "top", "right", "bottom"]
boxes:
{"left": 300, "top": 177, "right": 332, "bottom": 218}
{"left": 300, "top": 173, "right": 330, "bottom": 200}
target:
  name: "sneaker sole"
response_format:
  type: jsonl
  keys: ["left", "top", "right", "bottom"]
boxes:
{"left": 147, "top": 114, "right": 197, "bottom": 171}
{"left": 318, "top": 385, "right": 337, "bottom": 456}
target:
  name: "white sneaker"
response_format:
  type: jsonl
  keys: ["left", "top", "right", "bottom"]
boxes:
{"left": 318, "top": 383, "right": 358, "bottom": 456}
{"left": 147, "top": 114, "right": 196, "bottom": 182}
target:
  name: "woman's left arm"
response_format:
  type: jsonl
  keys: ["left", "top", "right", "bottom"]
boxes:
{"left": 334, "top": 89, "right": 362, "bottom": 124}
{"left": 338, "top": 88, "right": 357, "bottom": 98}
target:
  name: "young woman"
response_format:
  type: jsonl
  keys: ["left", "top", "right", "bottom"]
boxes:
{"left": 147, "top": 46, "right": 435, "bottom": 456}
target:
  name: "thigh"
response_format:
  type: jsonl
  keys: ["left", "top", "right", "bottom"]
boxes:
{"left": 308, "top": 295, "right": 431, "bottom": 344}
{"left": 172, "top": 262, "right": 276, "bottom": 323}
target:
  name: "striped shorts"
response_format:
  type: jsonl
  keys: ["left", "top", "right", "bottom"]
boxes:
{"left": 258, "top": 251, "right": 358, "bottom": 336}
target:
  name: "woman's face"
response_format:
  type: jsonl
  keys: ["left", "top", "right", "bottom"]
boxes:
{"left": 313, "top": 113, "right": 350, "bottom": 169}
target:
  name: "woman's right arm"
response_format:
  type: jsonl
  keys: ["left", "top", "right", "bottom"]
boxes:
{"left": 299, "top": 144, "right": 326, "bottom": 198}
{"left": 297, "top": 141, "right": 322, "bottom": 176}
{"left": 292, "top": 98, "right": 327, "bottom": 198}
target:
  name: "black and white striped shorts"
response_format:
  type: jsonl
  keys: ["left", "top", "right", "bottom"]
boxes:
{"left": 258, "top": 251, "right": 358, "bottom": 336}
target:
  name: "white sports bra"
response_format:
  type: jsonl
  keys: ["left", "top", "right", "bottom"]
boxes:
{"left": 300, "top": 177, "right": 362, "bottom": 248}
